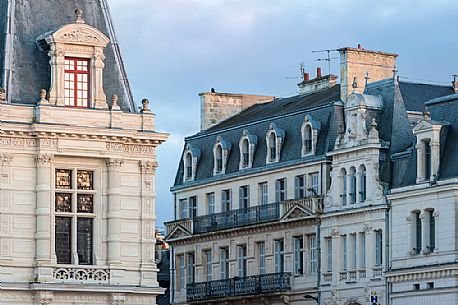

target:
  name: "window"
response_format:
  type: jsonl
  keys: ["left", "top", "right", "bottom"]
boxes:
{"left": 301, "top": 115, "right": 320, "bottom": 156}
{"left": 55, "top": 169, "right": 95, "bottom": 265}
{"left": 361, "top": 232, "right": 366, "bottom": 268}
{"left": 326, "top": 237, "right": 333, "bottom": 272}
{"left": 213, "top": 136, "right": 231, "bottom": 175}
{"left": 188, "top": 196, "right": 197, "bottom": 219}
{"left": 259, "top": 182, "right": 268, "bottom": 205}
{"left": 268, "top": 132, "right": 277, "bottom": 162}
{"left": 412, "top": 211, "right": 422, "bottom": 254}
{"left": 342, "top": 235, "right": 348, "bottom": 271}
{"left": 426, "top": 209, "right": 436, "bottom": 252}
{"left": 258, "top": 242, "right": 266, "bottom": 274}
{"left": 413, "top": 283, "right": 420, "bottom": 291}
{"left": 340, "top": 168, "right": 347, "bottom": 205}
{"left": 182, "top": 144, "right": 200, "bottom": 182}
{"left": 64, "top": 57, "right": 89, "bottom": 107}
{"left": 310, "top": 235, "right": 318, "bottom": 273}
{"left": 275, "top": 178, "right": 287, "bottom": 202}
{"left": 215, "top": 144, "right": 223, "bottom": 173}
{"left": 179, "top": 198, "right": 188, "bottom": 219}
{"left": 304, "top": 125, "right": 312, "bottom": 154}
{"left": 375, "top": 230, "right": 383, "bottom": 266}
{"left": 266, "top": 123, "right": 284, "bottom": 163}
{"left": 309, "top": 172, "right": 319, "bottom": 195}
{"left": 239, "top": 185, "right": 250, "bottom": 209}
{"left": 221, "top": 189, "right": 232, "bottom": 212}
{"left": 185, "top": 153, "right": 192, "bottom": 180}
{"left": 239, "top": 130, "right": 257, "bottom": 169}
{"left": 204, "top": 250, "right": 212, "bottom": 281}
{"left": 241, "top": 139, "right": 249, "bottom": 168}
{"left": 220, "top": 247, "right": 229, "bottom": 279}
{"left": 359, "top": 165, "right": 367, "bottom": 202}
{"left": 294, "top": 237, "right": 304, "bottom": 275}
{"left": 187, "top": 253, "right": 195, "bottom": 284}
{"left": 274, "top": 239, "right": 285, "bottom": 273}
{"left": 424, "top": 140, "right": 431, "bottom": 180}
{"left": 294, "top": 175, "right": 306, "bottom": 199}
{"left": 349, "top": 167, "right": 356, "bottom": 204}
{"left": 237, "top": 245, "right": 248, "bottom": 277}
{"left": 351, "top": 233, "right": 357, "bottom": 270}
{"left": 207, "top": 193, "right": 215, "bottom": 214}
{"left": 427, "top": 282, "right": 434, "bottom": 289}
{"left": 178, "top": 254, "right": 185, "bottom": 290}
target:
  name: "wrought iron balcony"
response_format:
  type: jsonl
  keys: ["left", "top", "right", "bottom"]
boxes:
{"left": 187, "top": 272, "right": 292, "bottom": 302}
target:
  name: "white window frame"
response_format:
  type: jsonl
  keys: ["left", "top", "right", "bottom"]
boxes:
{"left": 259, "top": 182, "right": 268, "bottom": 205}
{"left": 275, "top": 178, "right": 287, "bottom": 202}
{"left": 326, "top": 237, "right": 333, "bottom": 272}
{"left": 213, "top": 136, "right": 231, "bottom": 175}
{"left": 301, "top": 115, "right": 321, "bottom": 157}
{"left": 309, "top": 172, "right": 319, "bottom": 196}
{"left": 239, "top": 185, "right": 250, "bottom": 209}
{"left": 266, "top": 123, "right": 284, "bottom": 164}
{"left": 182, "top": 144, "right": 201, "bottom": 182}
{"left": 237, "top": 245, "right": 248, "bottom": 277}
{"left": 239, "top": 130, "right": 257, "bottom": 169}
{"left": 205, "top": 250, "right": 213, "bottom": 282}
{"left": 294, "top": 175, "right": 306, "bottom": 199}
{"left": 258, "top": 242, "right": 266, "bottom": 274}
{"left": 207, "top": 192, "right": 215, "bottom": 214}
{"left": 274, "top": 239, "right": 285, "bottom": 273}
{"left": 293, "top": 236, "right": 304, "bottom": 275}
{"left": 310, "top": 235, "right": 318, "bottom": 273}
{"left": 220, "top": 247, "right": 229, "bottom": 279}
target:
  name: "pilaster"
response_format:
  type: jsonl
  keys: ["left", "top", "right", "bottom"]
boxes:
{"left": 106, "top": 158, "right": 123, "bottom": 266}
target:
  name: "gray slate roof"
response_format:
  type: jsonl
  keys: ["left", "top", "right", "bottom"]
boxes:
{"left": 0, "top": 0, "right": 134, "bottom": 111}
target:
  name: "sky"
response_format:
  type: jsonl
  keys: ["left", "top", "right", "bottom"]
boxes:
{"left": 107, "top": 0, "right": 457, "bottom": 228}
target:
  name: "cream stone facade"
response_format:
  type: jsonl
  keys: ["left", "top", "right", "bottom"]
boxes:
{"left": 0, "top": 2, "right": 168, "bottom": 304}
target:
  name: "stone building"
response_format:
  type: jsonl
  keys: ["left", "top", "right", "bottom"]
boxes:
{"left": 166, "top": 45, "right": 458, "bottom": 305}
{"left": 0, "top": 1, "right": 168, "bottom": 304}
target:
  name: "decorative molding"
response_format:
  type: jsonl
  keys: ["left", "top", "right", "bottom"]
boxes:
{"left": 53, "top": 267, "right": 110, "bottom": 282}
{"left": 0, "top": 137, "right": 37, "bottom": 148}
{"left": 111, "top": 293, "right": 126, "bottom": 305}
{"left": 34, "top": 291, "right": 53, "bottom": 305}
{"left": 59, "top": 28, "right": 103, "bottom": 44}
{"left": 106, "top": 158, "right": 124, "bottom": 169}
{"left": 35, "top": 154, "right": 54, "bottom": 166}
{"left": 0, "top": 153, "right": 13, "bottom": 166}
{"left": 387, "top": 268, "right": 454, "bottom": 283}
{"left": 140, "top": 160, "right": 158, "bottom": 174}
{"left": 106, "top": 142, "right": 156, "bottom": 156}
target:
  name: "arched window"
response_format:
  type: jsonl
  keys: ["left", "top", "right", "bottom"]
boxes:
{"left": 213, "top": 136, "right": 231, "bottom": 175}
{"left": 265, "top": 123, "right": 284, "bottom": 164}
{"left": 301, "top": 115, "right": 321, "bottom": 157}
{"left": 182, "top": 144, "right": 200, "bottom": 182}
{"left": 359, "top": 165, "right": 367, "bottom": 202}
{"left": 241, "top": 139, "right": 249, "bottom": 167}
{"left": 269, "top": 132, "right": 277, "bottom": 162}
{"left": 304, "top": 125, "right": 312, "bottom": 153}
{"left": 185, "top": 153, "right": 192, "bottom": 180}
{"left": 215, "top": 144, "right": 223, "bottom": 173}
{"left": 239, "top": 130, "right": 257, "bottom": 170}
{"left": 349, "top": 167, "right": 356, "bottom": 204}
{"left": 340, "top": 168, "right": 347, "bottom": 205}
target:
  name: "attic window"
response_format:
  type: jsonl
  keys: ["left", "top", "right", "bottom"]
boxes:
{"left": 213, "top": 136, "right": 231, "bottom": 175}
{"left": 239, "top": 130, "right": 257, "bottom": 170}
{"left": 64, "top": 57, "right": 90, "bottom": 107}
{"left": 183, "top": 144, "right": 200, "bottom": 182}
{"left": 266, "top": 123, "right": 284, "bottom": 164}
{"left": 301, "top": 115, "right": 321, "bottom": 157}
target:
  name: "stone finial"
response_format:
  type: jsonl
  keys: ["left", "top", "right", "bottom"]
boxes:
{"left": 369, "top": 117, "right": 379, "bottom": 139}
{"left": 141, "top": 98, "right": 151, "bottom": 112}
{"left": 0, "top": 88, "right": 6, "bottom": 101}
{"left": 75, "top": 9, "right": 85, "bottom": 24}
{"left": 422, "top": 110, "right": 430, "bottom": 121}
{"left": 39, "top": 89, "right": 48, "bottom": 104}
{"left": 109, "top": 94, "right": 121, "bottom": 110}
{"left": 352, "top": 77, "right": 358, "bottom": 89}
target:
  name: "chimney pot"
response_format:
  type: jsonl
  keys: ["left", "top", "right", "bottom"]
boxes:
{"left": 304, "top": 73, "right": 310, "bottom": 81}
{"left": 316, "top": 67, "right": 322, "bottom": 79}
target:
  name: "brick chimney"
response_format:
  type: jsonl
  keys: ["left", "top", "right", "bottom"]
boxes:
{"left": 338, "top": 46, "right": 398, "bottom": 101}
{"left": 453, "top": 75, "right": 458, "bottom": 93}
{"left": 297, "top": 68, "right": 338, "bottom": 95}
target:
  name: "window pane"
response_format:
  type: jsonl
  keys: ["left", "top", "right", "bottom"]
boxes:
{"left": 56, "top": 169, "right": 72, "bottom": 189}
{"left": 55, "top": 217, "right": 72, "bottom": 264}
{"left": 77, "top": 170, "right": 93, "bottom": 190}
{"left": 77, "top": 218, "right": 93, "bottom": 265}
{"left": 77, "top": 194, "right": 94, "bottom": 213}
{"left": 55, "top": 193, "right": 72, "bottom": 213}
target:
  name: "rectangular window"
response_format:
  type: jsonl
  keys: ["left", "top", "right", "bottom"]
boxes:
{"left": 258, "top": 242, "right": 266, "bottom": 274}
{"left": 293, "top": 236, "right": 304, "bottom": 275}
{"left": 310, "top": 172, "right": 319, "bottom": 195}
{"left": 205, "top": 250, "right": 213, "bottom": 282}
{"left": 429, "top": 212, "right": 435, "bottom": 252}
{"left": 274, "top": 239, "right": 285, "bottom": 273}
{"left": 361, "top": 232, "right": 366, "bottom": 268}
{"left": 221, "top": 190, "right": 232, "bottom": 212}
{"left": 237, "top": 245, "right": 247, "bottom": 277}
{"left": 188, "top": 196, "right": 197, "bottom": 219}
{"left": 424, "top": 140, "right": 431, "bottom": 180}
{"left": 294, "top": 175, "right": 306, "bottom": 199}
{"left": 220, "top": 247, "right": 229, "bottom": 279}
{"left": 326, "top": 238, "right": 333, "bottom": 272}
{"left": 64, "top": 57, "right": 90, "bottom": 107}
{"left": 207, "top": 193, "right": 215, "bottom": 214}
{"left": 55, "top": 169, "right": 95, "bottom": 265}
{"left": 178, "top": 254, "right": 185, "bottom": 290}
{"left": 239, "top": 185, "right": 250, "bottom": 209}
{"left": 259, "top": 182, "right": 268, "bottom": 205}
{"left": 351, "top": 233, "right": 357, "bottom": 270}
{"left": 342, "top": 235, "right": 348, "bottom": 271}
{"left": 415, "top": 212, "right": 422, "bottom": 254}
{"left": 179, "top": 198, "right": 188, "bottom": 219}
{"left": 275, "top": 178, "right": 287, "bottom": 202}
{"left": 375, "top": 230, "right": 383, "bottom": 266}
{"left": 187, "top": 253, "right": 195, "bottom": 284}
{"left": 310, "top": 235, "right": 318, "bottom": 273}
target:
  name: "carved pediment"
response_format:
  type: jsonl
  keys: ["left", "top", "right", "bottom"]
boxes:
{"left": 281, "top": 205, "right": 312, "bottom": 221}
{"left": 166, "top": 225, "right": 192, "bottom": 240}
{"left": 38, "top": 24, "right": 109, "bottom": 48}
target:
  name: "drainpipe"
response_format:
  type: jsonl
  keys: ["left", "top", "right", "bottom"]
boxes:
{"left": 317, "top": 216, "right": 322, "bottom": 305}
{"left": 384, "top": 195, "right": 391, "bottom": 305}
{"left": 170, "top": 245, "right": 175, "bottom": 304}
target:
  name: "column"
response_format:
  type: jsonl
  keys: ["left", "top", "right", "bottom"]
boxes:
{"left": 421, "top": 212, "right": 428, "bottom": 254}
{"left": 106, "top": 158, "right": 123, "bottom": 265}
{"left": 415, "top": 143, "right": 424, "bottom": 182}
{"left": 430, "top": 141, "right": 440, "bottom": 179}
{"left": 356, "top": 232, "right": 364, "bottom": 269}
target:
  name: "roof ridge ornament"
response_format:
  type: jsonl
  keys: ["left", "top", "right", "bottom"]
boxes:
{"left": 75, "top": 9, "right": 85, "bottom": 24}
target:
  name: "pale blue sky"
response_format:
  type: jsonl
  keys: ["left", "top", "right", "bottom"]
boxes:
{"left": 108, "top": 0, "right": 457, "bottom": 227}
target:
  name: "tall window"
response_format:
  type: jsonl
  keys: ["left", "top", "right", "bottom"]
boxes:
{"left": 237, "top": 245, "right": 248, "bottom": 277}
{"left": 221, "top": 189, "right": 232, "bottom": 212}
{"left": 294, "top": 236, "right": 304, "bottom": 275}
{"left": 360, "top": 165, "right": 367, "bottom": 202}
{"left": 64, "top": 57, "right": 89, "bottom": 107}
{"left": 351, "top": 233, "right": 357, "bottom": 270}
{"left": 310, "top": 235, "right": 318, "bottom": 273}
{"left": 326, "top": 237, "right": 333, "bottom": 272}
{"left": 424, "top": 140, "right": 431, "bottom": 180}
{"left": 207, "top": 193, "right": 215, "bottom": 214}
{"left": 178, "top": 254, "right": 185, "bottom": 290}
{"left": 55, "top": 169, "right": 94, "bottom": 265}
{"left": 349, "top": 167, "right": 356, "bottom": 204}
{"left": 427, "top": 209, "right": 435, "bottom": 252}
{"left": 342, "top": 235, "right": 348, "bottom": 271}
{"left": 361, "top": 232, "right": 366, "bottom": 268}
{"left": 239, "top": 185, "right": 250, "bottom": 209}
{"left": 179, "top": 198, "right": 188, "bottom": 219}
{"left": 413, "top": 211, "right": 422, "bottom": 254}
{"left": 269, "top": 132, "right": 277, "bottom": 162}
{"left": 215, "top": 144, "right": 223, "bottom": 173}
{"left": 241, "top": 139, "right": 249, "bottom": 168}
{"left": 304, "top": 125, "right": 312, "bottom": 154}
{"left": 220, "top": 247, "right": 229, "bottom": 279}
{"left": 258, "top": 242, "right": 266, "bottom": 274}
{"left": 310, "top": 172, "right": 319, "bottom": 195}
{"left": 188, "top": 196, "right": 197, "bottom": 219}
{"left": 340, "top": 168, "right": 347, "bottom": 205}
{"left": 259, "top": 182, "right": 268, "bottom": 205}
{"left": 294, "top": 175, "right": 306, "bottom": 199}
{"left": 185, "top": 153, "right": 192, "bottom": 180}
{"left": 375, "top": 230, "right": 383, "bottom": 266}
{"left": 275, "top": 178, "right": 287, "bottom": 202}
{"left": 187, "top": 253, "right": 195, "bottom": 284}
{"left": 274, "top": 239, "right": 285, "bottom": 273}
{"left": 204, "top": 250, "right": 213, "bottom": 281}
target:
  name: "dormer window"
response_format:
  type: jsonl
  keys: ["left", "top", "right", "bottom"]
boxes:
{"left": 424, "top": 139, "right": 431, "bottom": 180}
{"left": 266, "top": 123, "right": 284, "bottom": 164}
{"left": 213, "top": 136, "right": 231, "bottom": 175}
{"left": 183, "top": 144, "right": 200, "bottom": 182}
{"left": 239, "top": 130, "right": 257, "bottom": 170}
{"left": 301, "top": 115, "right": 321, "bottom": 157}
{"left": 64, "top": 57, "right": 90, "bottom": 107}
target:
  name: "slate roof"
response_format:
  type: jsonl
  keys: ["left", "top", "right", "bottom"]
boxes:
{"left": 398, "top": 81, "right": 454, "bottom": 112}
{"left": 0, "top": 0, "right": 135, "bottom": 111}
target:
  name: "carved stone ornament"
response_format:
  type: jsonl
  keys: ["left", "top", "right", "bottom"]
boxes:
{"left": 106, "top": 158, "right": 124, "bottom": 169}
{"left": 111, "top": 293, "right": 126, "bottom": 305}
{"left": 331, "top": 228, "right": 339, "bottom": 236}
{"left": 109, "top": 94, "right": 121, "bottom": 110}
{"left": 140, "top": 160, "right": 158, "bottom": 173}
{"left": 35, "top": 154, "right": 54, "bottom": 166}
{"left": 75, "top": 8, "right": 85, "bottom": 24}
{"left": 39, "top": 88, "right": 49, "bottom": 104}
{"left": 34, "top": 291, "right": 53, "bottom": 305}
{"left": 0, "top": 153, "right": 13, "bottom": 166}
{"left": 363, "top": 223, "right": 372, "bottom": 232}
{"left": 141, "top": 98, "right": 151, "bottom": 112}
{"left": 0, "top": 87, "right": 6, "bottom": 101}
{"left": 324, "top": 194, "right": 333, "bottom": 208}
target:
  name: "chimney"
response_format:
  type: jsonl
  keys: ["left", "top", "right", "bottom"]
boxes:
{"left": 453, "top": 75, "right": 458, "bottom": 93}
{"left": 297, "top": 69, "right": 338, "bottom": 95}
{"left": 316, "top": 67, "right": 322, "bottom": 78}
{"left": 338, "top": 46, "right": 398, "bottom": 101}
{"left": 303, "top": 73, "right": 310, "bottom": 81}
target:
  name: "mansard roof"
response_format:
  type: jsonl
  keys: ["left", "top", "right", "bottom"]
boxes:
{"left": 0, "top": 0, "right": 135, "bottom": 111}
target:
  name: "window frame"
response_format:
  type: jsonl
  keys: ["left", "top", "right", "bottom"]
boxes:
{"left": 64, "top": 57, "right": 90, "bottom": 108}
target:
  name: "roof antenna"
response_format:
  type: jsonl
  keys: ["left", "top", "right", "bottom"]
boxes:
{"left": 392, "top": 65, "right": 398, "bottom": 80}
{"left": 285, "top": 62, "right": 306, "bottom": 80}
{"left": 75, "top": 9, "right": 85, "bottom": 24}
{"left": 312, "top": 49, "right": 338, "bottom": 75}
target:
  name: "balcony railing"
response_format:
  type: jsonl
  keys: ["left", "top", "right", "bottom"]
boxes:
{"left": 187, "top": 272, "right": 292, "bottom": 302}
{"left": 372, "top": 266, "right": 383, "bottom": 278}
{"left": 193, "top": 202, "right": 280, "bottom": 234}
{"left": 165, "top": 218, "right": 193, "bottom": 236}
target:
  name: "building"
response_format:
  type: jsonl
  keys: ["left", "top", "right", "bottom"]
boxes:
{"left": 166, "top": 45, "right": 458, "bottom": 305}
{"left": 0, "top": 1, "right": 168, "bottom": 304}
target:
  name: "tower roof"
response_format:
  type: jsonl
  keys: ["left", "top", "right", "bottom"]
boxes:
{"left": 0, "top": 0, "right": 135, "bottom": 111}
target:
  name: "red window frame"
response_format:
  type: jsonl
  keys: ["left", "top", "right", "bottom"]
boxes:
{"left": 64, "top": 57, "right": 90, "bottom": 108}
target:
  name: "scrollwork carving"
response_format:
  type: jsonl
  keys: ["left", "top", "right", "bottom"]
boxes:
{"left": 139, "top": 160, "right": 158, "bottom": 174}
{"left": 106, "top": 158, "right": 124, "bottom": 169}
{"left": 35, "top": 154, "right": 54, "bottom": 166}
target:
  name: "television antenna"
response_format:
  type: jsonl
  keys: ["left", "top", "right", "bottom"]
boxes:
{"left": 285, "top": 62, "right": 306, "bottom": 80}
{"left": 312, "top": 49, "right": 338, "bottom": 75}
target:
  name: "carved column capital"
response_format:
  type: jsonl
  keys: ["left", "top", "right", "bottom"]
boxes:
{"left": 139, "top": 160, "right": 158, "bottom": 174}
{"left": 106, "top": 158, "right": 124, "bottom": 169}
{"left": 34, "top": 291, "right": 53, "bottom": 305}
{"left": 35, "top": 154, "right": 54, "bottom": 167}
{"left": 111, "top": 293, "right": 125, "bottom": 305}
{"left": 0, "top": 153, "right": 13, "bottom": 166}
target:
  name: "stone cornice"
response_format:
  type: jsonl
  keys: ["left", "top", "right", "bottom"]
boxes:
{"left": 386, "top": 264, "right": 458, "bottom": 283}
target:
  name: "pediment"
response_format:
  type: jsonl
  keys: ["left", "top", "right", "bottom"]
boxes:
{"left": 166, "top": 225, "right": 192, "bottom": 240}
{"left": 40, "top": 24, "right": 110, "bottom": 48}
{"left": 413, "top": 120, "right": 433, "bottom": 133}
{"left": 281, "top": 205, "right": 312, "bottom": 221}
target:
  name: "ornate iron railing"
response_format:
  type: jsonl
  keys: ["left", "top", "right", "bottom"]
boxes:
{"left": 187, "top": 272, "right": 292, "bottom": 302}
{"left": 193, "top": 202, "right": 280, "bottom": 234}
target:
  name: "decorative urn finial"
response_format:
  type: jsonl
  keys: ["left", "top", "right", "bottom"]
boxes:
{"left": 75, "top": 9, "right": 85, "bottom": 24}
{"left": 39, "top": 89, "right": 48, "bottom": 104}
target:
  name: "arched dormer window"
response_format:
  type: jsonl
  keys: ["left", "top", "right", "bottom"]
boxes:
{"left": 301, "top": 115, "right": 321, "bottom": 157}
{"left": 266, "top": 123, "right": 285, "bottom": 164}
{"left": 36, "top": 10, "right": 110, "bottom": 109}
{"left": 239, "top": 130, "right": 257, "bottom": 170}
{"left": 349, "top": 167, "right": 356, "bottom": 204}
{"left": 359, "top": 164, "right": 367, "bottom": 202}
{"left": 213, "top": 136, "right": 231, "bottom": 175}
{"left": 183, "top": 144, "right": 201, "bottom": 182}
{"left": 340, "top": 168, "right": 347, "bottom": 205}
